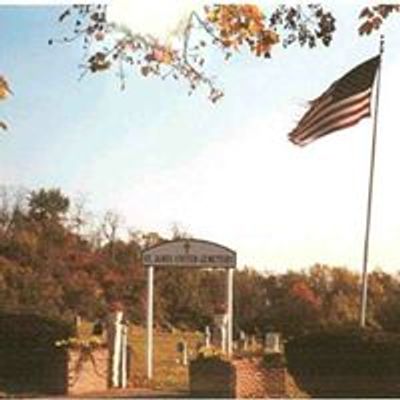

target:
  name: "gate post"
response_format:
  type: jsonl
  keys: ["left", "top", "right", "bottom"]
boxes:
{"left": 227, "top": 267, "right": 234, "bottom": 357}
{"left": 121, "top": 323, "right": 128, "bottom": 388}
{"left": 146, "top": 265, "right": 154, "bottom": 380}
{"left": 111, "top": 311, "right": 123, "bottom": 387}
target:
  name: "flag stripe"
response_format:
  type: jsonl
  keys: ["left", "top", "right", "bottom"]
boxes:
{"left": 294, "top": 94, "right": 371, "bottom": 143}
{"left": 294, "top": 104, "right": 370, "bottom": 145}
{"left": 298, "top": 88, "right": 372, "bottom": 134}
{"left": 298, "top": 96, "right": 333, "bottom": 130}
{"left": 294, "top": 107, "right": 371, "bottom": 146}
{"left": 289, "top": 55, "right": 380, "bottom": 146}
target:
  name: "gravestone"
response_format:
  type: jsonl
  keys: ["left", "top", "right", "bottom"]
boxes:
{"left": 265, "top": 332, "right": 282, "bottom": 354}
{"left": 239, "top": 330, "right": 248, "bottom": 351}
{"left": 204, "top": 326, "right": 211, "bottom": 348}
{"left": 177, "top": 341, "right": 188, "bottom": 366}
{"left": 213, "top": 313, "right": 228, "bottom": 353}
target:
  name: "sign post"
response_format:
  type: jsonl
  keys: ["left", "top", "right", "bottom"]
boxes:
{"left": 227, "top": 267, "right": 234, "bottom": 357}
{"left": 111, "top": 312, "right": 122, "bottom": 387}
{"left": 142, "top": 238, "right": 236, "bottom": 380}
{"left": 146, "top": 265, "right": 154, "bottom": 380}
{"left": 121, "top": 323, "right": 128, "bottom": 388}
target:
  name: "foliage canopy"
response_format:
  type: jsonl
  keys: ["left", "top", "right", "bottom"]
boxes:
{"left": 1, "top": 186, "right": 400, "bottom": 337}
{"left": 51, "top": 4, "right": 397, "bottom": 102}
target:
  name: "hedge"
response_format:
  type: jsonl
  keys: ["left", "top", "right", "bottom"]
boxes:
{"left": 286, "top": 329, "right": 400, "bottom": 376}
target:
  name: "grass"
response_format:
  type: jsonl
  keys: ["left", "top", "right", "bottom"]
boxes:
{"left": 78, "top": 320, "right": 203, "bottom": 392}
{"left": 129, "top": 325, "right": 203, "bottom": 392}
{"left": 77, "top": 322, "right": 267, "bottom": 393}
{"left": 75, "top": 321, "right": 309, "bottom": 397}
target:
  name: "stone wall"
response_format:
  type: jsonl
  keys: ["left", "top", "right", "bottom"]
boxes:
{"left": 67, "top": 346, "right": 109, "bottom": 396}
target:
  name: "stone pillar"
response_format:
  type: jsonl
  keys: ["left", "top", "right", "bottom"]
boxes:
{"left": 107, "top": 309, "right": 129, "bottom": 388}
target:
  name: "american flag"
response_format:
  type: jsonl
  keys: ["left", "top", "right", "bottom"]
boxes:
{"left": 289, "top": 55, "right": 381, "bottom": 146}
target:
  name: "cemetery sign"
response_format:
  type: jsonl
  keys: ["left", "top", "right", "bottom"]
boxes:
{"left": 142, "top": 239, "right": 236, "bottom": 269}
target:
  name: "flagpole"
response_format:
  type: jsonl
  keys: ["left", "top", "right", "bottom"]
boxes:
{"left": 360, "top": 35, "right": 384, "bottom": 328}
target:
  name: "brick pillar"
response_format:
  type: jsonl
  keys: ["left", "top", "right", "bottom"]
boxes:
{"left": 264, "top": 367, "right": 287, "bottom": 398}
{"left": 67, "top": 347, "right": 109, "bottom": 395}
{"left": 234, "top": 358, "right": 269, "bottom": 398}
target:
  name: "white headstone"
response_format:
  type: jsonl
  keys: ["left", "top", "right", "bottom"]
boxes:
{"left": 214, "top": 313, "right": 228, "bottom": 353}
{"left": 205, "top": 326, "right": 211, "bottom": 348}
{"left": 265, "top": 332, "right": 282, "bottom": 353}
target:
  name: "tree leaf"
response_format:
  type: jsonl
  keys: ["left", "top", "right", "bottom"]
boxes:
{"left": 0, "top": 120, "right": 8, "bottom": 131}
{"left": 0, "top": 76, "right": 12, "bottom": 100}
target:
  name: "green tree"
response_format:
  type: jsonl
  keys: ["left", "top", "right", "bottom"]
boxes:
{"left": 155, "top": 268, "right": 205, "bottom": 329}
{"left": 28, "top": 188, "right": 69, "bottom": 225}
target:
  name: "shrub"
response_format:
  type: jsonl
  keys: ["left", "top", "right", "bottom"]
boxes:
{"left": 286, "top": 328, "right": 400, "bottom": 376}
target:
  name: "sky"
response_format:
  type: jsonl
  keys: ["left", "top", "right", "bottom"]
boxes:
{"left": 1, "top": 2, "right": 400, "bottom": 273}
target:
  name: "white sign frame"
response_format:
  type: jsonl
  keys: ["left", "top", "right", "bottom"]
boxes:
{"left": 142, "top": 238, "right": 236, "bottom": 380}
{"left": 142, "top": 238, "right": 236, "bottom": 269}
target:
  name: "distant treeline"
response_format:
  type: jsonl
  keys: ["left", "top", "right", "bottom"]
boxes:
{"left": 1, "top": 186, "right": 400, "bottom": 337}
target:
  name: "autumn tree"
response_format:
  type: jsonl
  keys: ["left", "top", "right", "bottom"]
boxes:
{"left": 52, "top": 4, "right": 398, "bottom": 102}
{"left": 234, "top": 267, "right": 269, "bottom": 334}
{"left": 358, "top": 5, "right": 400, "bottom": 35}
{"left": 154, "top": 268, "right": 203, "bottom": 329}
{"left": 308, "top": 264, "right": 360, "bottom": 328}
{"left": 275, "top": 272, "right": 323, "bottom": 336}
{"left": 0, "top": 76, "right": 11, "bottom": 130}
{"left": 368, "top": 270, "right": 400, "bottom": 332}
{"left": 99, "top": 210, "right": 124, "bottom": 261}
{"left": 52, "top": 4, "right": 335, "bottom": 102}
{"left": 0, "top": 186, "right": 28, "bottom": 241}
{"left": 2, "top": 186, "right": 400, "bottom": 333}
{"left": 67, "top": 193, "right": 93, "bottom": 236}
